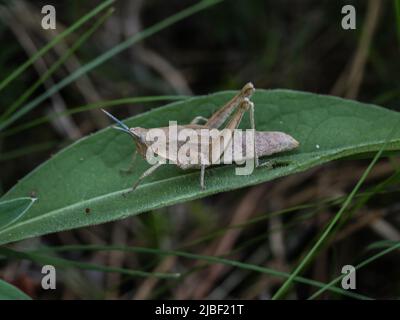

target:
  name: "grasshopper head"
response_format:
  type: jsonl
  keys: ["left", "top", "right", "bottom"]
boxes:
{"left": 129, "top": 127, "right": 147, "bottom": 144}
{"left": 129, "top": 127, "right": 150, "bottom": 156}
{"left": 101, "top": 109, "right": 151, "bottom": 156}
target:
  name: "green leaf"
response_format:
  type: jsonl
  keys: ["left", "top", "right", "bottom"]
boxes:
{"left": 1, "top": 89, "right": 400, "bottom": 245}
{"left": 0, "top": 197, "right": 36, "bottom": 231}
{"left": 0, "top": 279, "right": 31, "bottom": 300}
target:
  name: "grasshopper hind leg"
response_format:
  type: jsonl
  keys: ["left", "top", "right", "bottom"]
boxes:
{"left": 190, "top": 116, "right": 208, "bottom": 125}
{"left": 249, "top": 102, "right": 259, "bottom": 168}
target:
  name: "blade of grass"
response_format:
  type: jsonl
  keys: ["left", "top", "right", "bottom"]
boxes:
{"left": 0, "top": 141, "right": 57, "bottom": 162}
{"left": 333, "top": 167, "right": 400, "bottom": 235}
{"left": 308, "top": 241, "right": 400, "bottom": 299}
{"left": 0, "top": 7, "right": 114, "bottom": 121}
{"left": 367, "top": 239, "right": 400, "bottom": 250}
{"left": 0, "top": 0, "right": 114, "bottom": 93}
{"left": 0, "top": 247, "right": 179, "bottom": 279}
{"left": 33, "top": 244, "right": 371, "bottom": 299}
{"left": 271, "top": 122, "right": 400, "bottom": 300}
{"left": 1, "top": 96, "right": 188, "bottom": 138}
{"left": 394, "top": 0, "right": 400, "bottom": 47}
{"left": 0, "top": 0, "right": 223, "bottom": 131}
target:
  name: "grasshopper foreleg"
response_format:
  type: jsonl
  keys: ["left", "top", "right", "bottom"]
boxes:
{"left": 200, "top": 164, "right": 206, "bottom": 189}
{"left": 124, "top": 162, "right": 163, "bottom": 196}
{"left": 119, "top": 150, "right": 138, "bottom": 175}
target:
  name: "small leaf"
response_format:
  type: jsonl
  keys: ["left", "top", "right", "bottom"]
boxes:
{"left": 0, "top": 197, "right": 37, "bottom": 231}
{"left": 1, "top": 89, "right": 400, "bottom": 245}
{"left": 0, "top": 279, "right": 31, "bottom": 300}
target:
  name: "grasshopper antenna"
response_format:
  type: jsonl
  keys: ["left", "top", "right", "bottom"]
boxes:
{"left": 101, "top": 108, "right": 132, "bottom": 135}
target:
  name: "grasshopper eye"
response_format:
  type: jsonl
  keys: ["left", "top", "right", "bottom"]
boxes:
{"left": 130, "top": 128, "right": 146, "bottom": 143}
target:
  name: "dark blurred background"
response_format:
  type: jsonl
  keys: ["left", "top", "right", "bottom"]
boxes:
{"left": 1, "top": 0, "right": 400, "bottom": 299}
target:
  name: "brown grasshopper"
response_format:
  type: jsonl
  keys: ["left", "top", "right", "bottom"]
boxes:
{"left": 102, "top": 83, "right": 299, "bottom": 192}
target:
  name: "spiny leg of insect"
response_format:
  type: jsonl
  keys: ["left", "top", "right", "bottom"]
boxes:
{"left": 211, "top": 98, "right": 258, "bottom": 168}
{"left": 119, "top": 150, "right": 138, "bottom": 175}
{"left": 205, "top": 82, "right": 255, "bottom": 129}
{"left": 200, "top": 164, "right": 206, "bottom": 189}
{"left": 230, "top": 96, "right": 258, "bottom": 167}
{"left": 249, "top": 102, "right": 259, "bottom": 167}
{"left": 123, "top": 162, "right": 163, "bottom": 196}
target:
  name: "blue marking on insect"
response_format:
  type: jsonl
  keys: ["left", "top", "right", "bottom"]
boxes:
{"left": 101, "top": 109, "right": 131, "bottom": 134}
